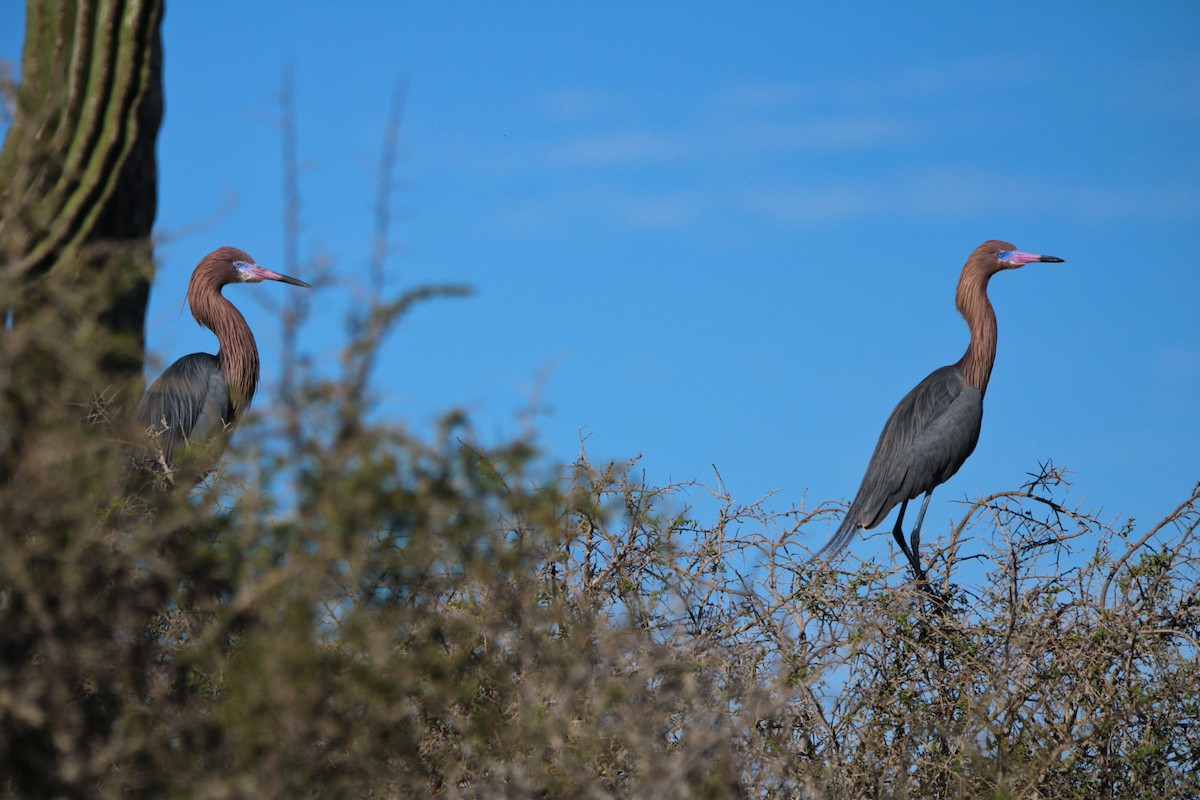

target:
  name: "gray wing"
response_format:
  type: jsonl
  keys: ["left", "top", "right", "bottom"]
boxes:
{"left": 818, "top": 365, "right": 983, "bottom": 558}
{"left": 852, "top": 364, "right": 982, "bottom": 528}
{"left": 136, "top": 353, "right": 232, "bottom": 469}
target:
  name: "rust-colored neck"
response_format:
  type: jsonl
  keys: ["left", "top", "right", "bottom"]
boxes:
{"left": 188, "top": 268, "right": 260, "bottom": 418}
{"left": 954, "top": 260, "right": 998, "bottom": 396}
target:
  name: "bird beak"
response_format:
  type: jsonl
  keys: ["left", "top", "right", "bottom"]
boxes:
{"left": 1003, "top": 251, "right": 1065, "bottom": 265}
{"left": 238, "top": 264, "right": 312, "bottom": 288}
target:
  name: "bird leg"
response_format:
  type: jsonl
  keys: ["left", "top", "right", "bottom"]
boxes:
{"left": 891, "top": 496, "right": 927, "bottom": 582}
{"left": 891, "top": 499, "right": 918, "bottom": 575}
{"left": 909, "top": 490, "right": 934, "bottom": 575}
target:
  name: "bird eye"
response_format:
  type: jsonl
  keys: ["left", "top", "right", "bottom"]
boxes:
{"left": 995, "top": 250, "right": 1012, "bottom": 261}
{"left": 231, "top": 260, "right": 246, "bottom": 268}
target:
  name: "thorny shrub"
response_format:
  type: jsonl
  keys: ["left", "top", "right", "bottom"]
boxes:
{"left": 0, "top": 269, "right": 1197, "bottom": 800}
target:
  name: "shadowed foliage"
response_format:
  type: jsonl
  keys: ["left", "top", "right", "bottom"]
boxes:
{"left": 2, "top": 5, "right": 1199, "bottom": 798}
{"left": 2, "top": 287, "right": 1198, "bottom": 798}
{"left": 0, "top": 0, "right": 163, "bottom": 484}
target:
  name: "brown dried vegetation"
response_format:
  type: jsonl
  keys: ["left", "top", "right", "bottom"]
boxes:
{"left": 2, "top": 13, "right": 1198, "bottom": 793}
{"left": 0, "top": 272, "right": 1197, "bottom": 798}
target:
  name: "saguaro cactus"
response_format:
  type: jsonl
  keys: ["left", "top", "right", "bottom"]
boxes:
{"left": 0, "top": 0, "right": 163, "bottom": 482}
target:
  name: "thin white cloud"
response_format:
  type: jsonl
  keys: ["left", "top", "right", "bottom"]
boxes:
{"left": 744, "top": 169, "right": 1200, "bottom": 226}
{"left": 444, "top": 83, "right": 926, "bottom": 174}
{"left": 743, "top": 186, "right": 874, "bottom": 225}
{"left": 531, "top": 113, "right": 917, "bottom": 169}
{"left": 450, "top": 62, "right": 1200, "bottom": 232}
{"left": 530, "top": 88, "right": 616, "bottom": 121}
{"left": 491, "top": 167, "right": 1200, "bottom": 233}
{"left": 493, "top": 186, "right": 707, "bottom": 231}
{"left": 615, "top": 194, "right": 706, "bottom": 228}
{"left": 736, "top": 117, "right": 920, "bottom": 151}
{"left": 709, "top": 58, "right": 1040, "bottom": 113}
{"left": 546, "top": 131, "right": 697, "bottom": 166}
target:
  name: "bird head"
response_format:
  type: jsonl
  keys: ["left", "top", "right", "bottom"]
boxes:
{"left": 973, "top": 240, "right": 1065, "bottom": 273}
{"left": 194, "top": 246, "right": 312, "bottom": 288}
{"left": 230, "top": 259, "right": 311, "bottom": 288}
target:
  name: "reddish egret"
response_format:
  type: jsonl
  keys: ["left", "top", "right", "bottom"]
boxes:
{"left": 817, "top": 240, "right": 1064, "bottom": 578}
{"left": 136, "top": 247, "right": 310, "bottom": 484}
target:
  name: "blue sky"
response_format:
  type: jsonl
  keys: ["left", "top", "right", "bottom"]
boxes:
{"left": 3, "top": 3, "right": 1198, "bottom": 563}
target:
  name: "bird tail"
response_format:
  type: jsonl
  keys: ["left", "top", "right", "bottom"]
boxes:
{"left": 812, "top": 505, "right": 861, "bottom": 563}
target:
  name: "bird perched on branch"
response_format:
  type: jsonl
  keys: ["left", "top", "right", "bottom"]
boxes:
{"left": 135, "top": 246, "right": 310, "bottom": 488}
{"left": 816, "top": 240, "right": 1065, "bottom": 578}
